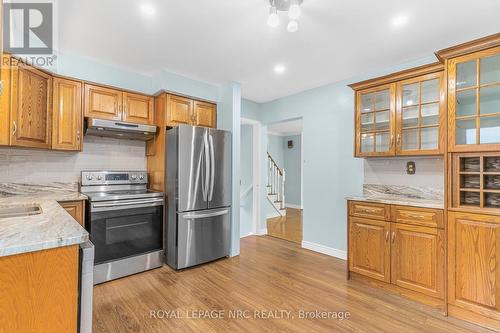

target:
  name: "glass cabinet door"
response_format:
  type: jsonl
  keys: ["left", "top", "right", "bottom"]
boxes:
{"left": 396, "top": 72, "right": 444, "bottom": 155}
{"left": 450, "top": 47, "right": 500, "bottom": 151}
{"left": 356, "top": 84, "right": 395, "bottom": 156}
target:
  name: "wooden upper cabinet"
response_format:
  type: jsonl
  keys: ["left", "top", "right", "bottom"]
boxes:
{"left": 123, "top": 92, "right": 154, "bottom": 125}
{"left": 0, "top": 54, "right": 12, "bottom": 146}
{"left": 84, "top": 84, "right": 122, "bottom": 120}
{"left": 355, "top": 84, "right": 396, "bottom": 157}
{"left": 390, "top": 223, "right": 444, "bottom": 299}
{"left": 448, "top": 211, "right": 500, "bottom": 320}
{"left": 193, "top": 100, "right": 217, "bottom": 128}
{"left": 52, "top": 78, "right": 82, "bottom": 151}
{"left": 446, "top": 46, "right": 500, "bottom": 152}
{"left": 395, "top": 72, "right": 445, "bottom": 155}
{"left": 348, "top": 217, "right": 391, "bottom": 282}
{"left": 166, "top": 95, "right": 193, "bottom": 127}
{"left": 10, "top": 64, "right": 52, "bottom": 149}
{"left": 351, "top": 63, "right": 445, "bottom": 157}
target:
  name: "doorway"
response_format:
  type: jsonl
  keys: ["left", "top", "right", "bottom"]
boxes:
{"left": 265, "top": 119, "right": 303, "bottom": 244}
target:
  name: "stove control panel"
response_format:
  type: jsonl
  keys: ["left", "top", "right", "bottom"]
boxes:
{"left": 81, "top": 171, "right": 148, "bottom": 186}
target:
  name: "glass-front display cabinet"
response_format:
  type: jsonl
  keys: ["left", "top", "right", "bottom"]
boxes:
{"left": 448, "top": 47, "right": 500, "bottom": 151}
{"left": 352, "top": 63, "right": 445, "bottom": 157}
{"left": 355, "top": 84, "right": 395, "bottom": 157}
{"left": 396, "top": 72, "right": 445, "bottom": 155}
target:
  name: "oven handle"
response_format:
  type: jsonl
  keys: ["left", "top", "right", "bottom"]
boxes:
{"left": 92, "top": 198, "right": 164, "bottom": 209}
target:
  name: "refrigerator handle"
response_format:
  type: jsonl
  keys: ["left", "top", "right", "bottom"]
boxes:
{"left": 203, "top": 131, "right": 210, "bottom": 201}
{"left": 208, "top": 133, "right": 215, "bottom": 201}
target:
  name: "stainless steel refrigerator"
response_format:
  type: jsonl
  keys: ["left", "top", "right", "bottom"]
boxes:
{"left": 166, "top": 125, "right": 232, "bottom": 269}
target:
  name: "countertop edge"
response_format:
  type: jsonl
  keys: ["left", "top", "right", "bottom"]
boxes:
{"left": 345, "top": 196, "right": 444, "bottom": 210}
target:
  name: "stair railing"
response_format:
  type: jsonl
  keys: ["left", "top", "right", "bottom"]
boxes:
{"left": 267, "top": 152, "right": 286, "bottom": 210}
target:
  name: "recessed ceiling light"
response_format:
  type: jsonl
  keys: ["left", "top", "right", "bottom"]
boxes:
{"left": 140, "top": 4, "right": 156, "bottom": 16}
{"left": 391, "top": 15, "right": 409, "bottom": 27}
{"left": 274, "top": 64, "right": 285, "bottom": 74}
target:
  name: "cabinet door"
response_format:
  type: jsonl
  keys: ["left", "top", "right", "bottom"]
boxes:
{"left": 448, "top": 46, "right": 500, "bottom": 152}
{"left": 10, "top": 64, "right": 52, "bottom": 149}
{"left": 52, "top": 78, "right": 82, "bottom": 151}
{"left": 193, "top": 101, "right": 216, "bottom": 128}
{"left": 448, "top": 212, "right": 500, "bottom": 319}
{"left": 59, "top": 201, "right": 85, "bottom": 227}
{"left": 123, "top": 92, "right": 154, "bottom": 125}
{"left": 391, "top": 223, "right": 445, "bottom": 299}
{"left": 349, "top": 217, "right": 391, "bottom": 282}
{"left": 396, "top": 72, "right": 445, "bottom": 155}
{"left": 0, "top": 54, "right": 12, "bottom": 146}
{"left": 355, "top": 84, "right": 396, "bottom": 157}
{"left": 166, "top": 95, "right": 193, "bottom": 127}
{"left": 84, "top": 84, "right": 122, "bottom": 120}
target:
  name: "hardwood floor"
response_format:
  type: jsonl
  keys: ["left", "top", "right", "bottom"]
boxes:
{"left": 93, "top": 236, "right": 495, "bottom": 333}
{"left": 266, "top": 208, "right": 302, "bottom": 244}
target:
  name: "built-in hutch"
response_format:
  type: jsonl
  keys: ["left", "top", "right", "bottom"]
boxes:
{"left": 348, "top": 33, "right": 500, "bottom": 331}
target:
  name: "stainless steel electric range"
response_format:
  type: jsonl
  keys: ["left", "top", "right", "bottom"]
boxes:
{"left": 80, "top": 171, "right": 164, "bottom": 284}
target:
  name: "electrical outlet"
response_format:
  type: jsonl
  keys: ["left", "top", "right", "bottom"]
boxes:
{"left": 406, "top": 161, "right": 416, "bottom": 175}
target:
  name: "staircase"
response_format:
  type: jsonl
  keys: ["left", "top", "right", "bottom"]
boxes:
{"left": 267, "top": 152, "right": 286, "bottom": 217}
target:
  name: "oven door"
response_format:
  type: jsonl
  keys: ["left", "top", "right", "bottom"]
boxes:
{"left": 89, "top": 198, "right": 164, "bottom": 264}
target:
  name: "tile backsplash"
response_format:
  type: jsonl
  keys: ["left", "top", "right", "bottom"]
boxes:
{"left": 364, "top": 157, "right": 444, "bottom": 189}
{"left": 0, "top": 136, "right": 146, "bottom": 184}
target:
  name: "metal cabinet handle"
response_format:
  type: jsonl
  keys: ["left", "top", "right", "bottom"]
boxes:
{"left": 391, "top": 232, "right": 396, "bottom": 243}
{"left": 407, "top": 213, "right": 426, "bottom": 219}
{"left": 12, "top": 121, "right": 17, "bottom": 136}
{"left": 76, "top": 130, "right": 81, "bottom": 142}
{"left": 385, "top": 231, "right": 389, "bottom": 242}
{"left": 396, "top": 134, "right": 401, "bottom": 147}
{"left": 361, "top": 208, "right": 376, "bottom": 213}
{"left": 391, "top": 134, "right": 394, "bottom": 148}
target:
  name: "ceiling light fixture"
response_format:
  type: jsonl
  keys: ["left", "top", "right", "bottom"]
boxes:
{"left": 140, "top": 3, "right": 156, "bottom": 16}
{"left": 274, "top": 64, "right": 286, "bottom": 74}
{"left": 391, "top": 14, "right": 409, "bottom": 27}
{"left": 267, "top": 0, "right": 304, "bottom": 32}
{"left": 267, "top": 3, "right": 279, "bottom": 28}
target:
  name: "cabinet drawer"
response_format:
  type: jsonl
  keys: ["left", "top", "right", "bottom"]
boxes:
{"left": 349, "top": 201, "right": 389, "bottom": 221}
{"left": 391, "top": 205, "right": 443, "bottom": 229}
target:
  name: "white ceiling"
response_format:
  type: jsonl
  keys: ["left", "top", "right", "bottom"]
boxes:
{"left": 57, "top": 0, "right": 500, "bottom": 103}
{"left": 268, "top": 119, "right": 303, "bottom": 135}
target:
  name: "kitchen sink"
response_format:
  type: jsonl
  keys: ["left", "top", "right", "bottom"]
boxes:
{"left": 0, "top": 204, "right": 42, "bottom": 219}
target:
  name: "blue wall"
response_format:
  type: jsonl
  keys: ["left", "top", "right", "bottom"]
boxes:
{"left": 241, "top": 99, "right": 262, "bottom": 121}
{"left": 284, "top": 134, "right": 302, "bottom": 207}
{"left": 240, "top": 125, "right": 254, "bottom": 237}
{"left": 267, "top": 134, "right": 285, "bottom": 168}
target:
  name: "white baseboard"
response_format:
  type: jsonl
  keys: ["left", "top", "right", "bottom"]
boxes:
{"left": 240, "top": 232, "right": 254, "bottom": 239}
{"left": 301, "top": 241, "right": 347, "bottom": 260}
{"left": 285, "top": 203, "right": 302, "bottom": 209}
{"left": 256, "top": 228, "right": 268, "bottom": 235}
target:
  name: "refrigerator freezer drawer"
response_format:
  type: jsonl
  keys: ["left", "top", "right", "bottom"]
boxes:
{"left": 177, "top": 207, "right": 230, "bottom": 269}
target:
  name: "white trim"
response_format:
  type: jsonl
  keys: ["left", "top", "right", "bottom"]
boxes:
{"left": 240, "top": 232, "right": 254, "bottom": 239}
{"left": 240, "top": 117, "right": 262, "bottom": 237}
{"left": 285, "top": 203, "right": 302, "bottom": 209}
{"left": 240, "top": 184, "right": 253, "bottom": 200}
{"left": 300, "top": 133, "right": 303, "bottom": 212}
{"left": 301, "top": 241, "right": 347, "bottom": 260}
{"left": 267, "top": 131, "right": 302, "bottom": 137}
{"left": 256, "top": 228, "right": 268, "bottom": 235}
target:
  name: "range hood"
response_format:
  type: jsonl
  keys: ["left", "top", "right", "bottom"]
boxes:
{"left": 85, "top": 118, "right": 157, "bottom": 141}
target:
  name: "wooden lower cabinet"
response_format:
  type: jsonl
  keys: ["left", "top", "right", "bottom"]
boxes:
{"left": 448, "top": 211, "right": 500, "bottom": 326}
{"left": 0, "top": 245, "right": 79, "bottom": 332}
{"left": 59, "top": 200, "right": 85, "bottom": 227}
{"left": 391, "top": 223, "right": 445, "bottom": 299}
{"left": 348, "top": 217, "right": 391, "bottom": 282}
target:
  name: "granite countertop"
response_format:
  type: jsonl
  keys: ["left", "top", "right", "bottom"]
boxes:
{"left": 345, "top": 195, "right": 444, "bottom": 209}
{"left": 0, "top": 183, "right": 89, "bottom": 257}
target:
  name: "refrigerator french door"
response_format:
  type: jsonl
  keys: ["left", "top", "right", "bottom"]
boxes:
{"left": 166, "top": 125, "right": 232, "bottom": 269}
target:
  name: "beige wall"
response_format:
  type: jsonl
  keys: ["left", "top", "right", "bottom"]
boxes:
{"left": 364, "top": 157, "right": 444, "bottom": 189}
{"left": 0, "top": 136, "right": 146, "bottom": 184}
